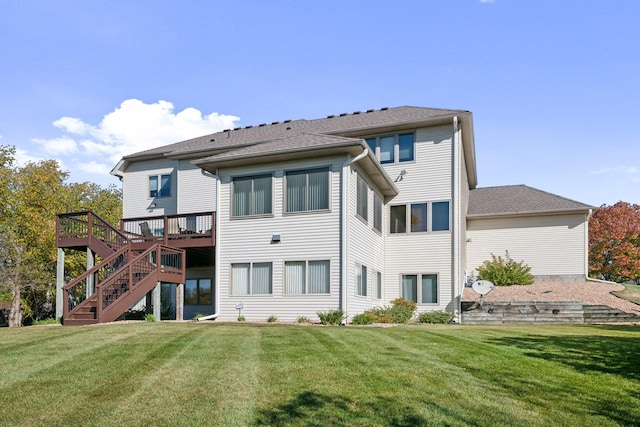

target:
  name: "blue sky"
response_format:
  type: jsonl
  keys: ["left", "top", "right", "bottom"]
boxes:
{"left": 1, "top": 0, "right": 638, "bottom": 207}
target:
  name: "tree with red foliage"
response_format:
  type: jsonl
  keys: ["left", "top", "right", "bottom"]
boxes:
{"left": 589, "top": 202, "right": 640, "bottom": 283}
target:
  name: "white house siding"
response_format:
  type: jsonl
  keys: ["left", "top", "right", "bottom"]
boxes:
{"left": 216, "top": 157, "right": 344, "bottom": 321}
{"left": 346, "top": 165, "right": 386, "bottom": 320}
{"left": 122, "top": 158, "right": 178, "bottom": 218}
{"left": 466, "top": 213, "right": 588, "bottom": 279}
{"left": 177, "top": 160, "right": 216, "bottom": 214}
{"left": 382, "top": 125, "right": 456, "bottom": 313}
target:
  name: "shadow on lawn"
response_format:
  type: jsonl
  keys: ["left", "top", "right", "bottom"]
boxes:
{"left": 255, "top": 391, "right": 427, "bottom": 426}
{"left": 487, "top": 330, "right": 640, "bottom": 381}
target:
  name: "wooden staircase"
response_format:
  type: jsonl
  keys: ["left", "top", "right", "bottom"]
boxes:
{"left": 58, "top": 212, "right": 185, "bottom": 326}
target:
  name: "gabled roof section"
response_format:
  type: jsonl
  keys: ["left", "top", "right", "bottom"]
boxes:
{"left": 467, "top": 185, "right": 594, "bottom": 218}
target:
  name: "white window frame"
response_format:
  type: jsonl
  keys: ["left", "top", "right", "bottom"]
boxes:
{"left": 356, "top": 172, "right": 368, "bottom": 222}
{"left": 365, "top": 132, "right": 415, "bottom": 165}
{"left": 355, "top": 264, "right": 367, "bottom": 297}
{"left": 230, "top": 262, "right": 273, "bottom": 295}
{"left": 231, "top": 174, "right": 273, "bottom": 218}
{"left": 401, "top": 273, "right": 439, "bottom": 305}
{"left": 284, "top": 260, "right": 331, "bottom": 295}
{"left": 389, "top": 200, "right": 451, "bottom": 234}
{"left": 373, "top": 192, "right": 382, "bottom": 233}
{"left": 149, "top": 173, "right": 171, "bottom": 198}
{"left": 284, "top": 167, "right": 330, "bottom": 214}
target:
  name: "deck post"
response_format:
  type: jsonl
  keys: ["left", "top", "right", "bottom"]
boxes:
{"left": 176, "top": 283, "right": 184, "bottom": 321}
{"left": 56, "top": 248, "right": 65, "bottom": 319}
{"left": 152, "top": 282, "right": 161, "bottom": 321}
{"left": 86, "top": 248, "right": 95, "bottom": 297}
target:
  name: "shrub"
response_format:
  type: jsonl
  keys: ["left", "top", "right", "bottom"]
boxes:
{"left": 317, "top": 309, "right": 344, "bottom": 325}
{"left": 237, "top": 315, "right": 245, "bottom": 322}
{"left": 297, "top": 316, "right": 309, "bottom": 324}
{"left": 31, "top": 317, "right": 60, "bottom": 326}
{"left": 418, "top": 311, "right": 455, "bottom": 324}
{"left": 364, "top": 299, "right": 417, "bottom": 324}
{"left": 267, "top": 315, "right": 277, "bottom": 323}
{"left": 351, "top": 312, "right": 375, "bottom": 325}
{"left": 144, "top": 314, "right": 156, "bottom": 322}
{"left": 477, "top": 251, "right": 534, "bottom": 286}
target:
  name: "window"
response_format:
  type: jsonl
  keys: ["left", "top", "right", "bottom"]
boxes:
{"left": 375, "top": 271, "right": 382, "bottom": 299}
{"left": 390, "top": 205, "right": 406, "bottom": 233}
{"left": 366, "top": 133, "right": 415, "bottom": 164}
{"left": 373, "top": 193, "right": 382, "bottom": 232}
{"left": 286, "top": 168, "right": 329, "bottom": 213}
{"left": 231, "top": 262, "right": 272, "bottom": 295}
{"left": 185, "top": 279, "right": 212, "bottom": 305}
{"left": 233, "top": 174, "right": 272, "bottom": 217}
{"left": 356, "top": 264, "right": 367, "bottom": 296}
{"left": 410, "top": 203, "right": 428, "bottom": 232}
{"left": 402, "top": 274, "right": 438, "bottom": 304}
{"left": 285, "top": 260, "right": 330, "bottom": 294}
{"left": 149, "top": 174, "right": 171, "bottom": 197}
{"left": 390, "top": 201, "right": 450, "bottom": 234}
{"left": 356, "top": 173, "right": 368, "bottom": 220}
{"left": 432, "top": 201, "right": 450, "bottom": 231}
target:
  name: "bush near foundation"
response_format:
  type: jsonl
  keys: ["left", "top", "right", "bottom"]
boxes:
{"left": 477, "top": 251, "right": 534, "bottom": 286}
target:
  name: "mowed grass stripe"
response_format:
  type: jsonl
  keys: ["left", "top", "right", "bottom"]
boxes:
{"left": 0, "top": 323, "right": 638, "bottom": 426}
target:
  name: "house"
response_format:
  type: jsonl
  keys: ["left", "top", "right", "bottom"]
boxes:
{"left": 55, "top": 106, "right": 593, "bottom": 325}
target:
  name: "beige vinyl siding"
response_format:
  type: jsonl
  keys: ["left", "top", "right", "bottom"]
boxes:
{"left": 346, "top": 166, "right": 385, "bottom": 319}
{"left": 177, "top": 160, "right": 216, "bottom": 214}
{"left": 122, "top": 158, "right": 178, "bottom": 218}
{"left": 381, "top": 125, "right": 456, "bottom": 313}
{"left": 216, "top": 157, "right": 344, "bottom": 321}
{"left": 466, "top": 213, "right": 588, "bottom": 279}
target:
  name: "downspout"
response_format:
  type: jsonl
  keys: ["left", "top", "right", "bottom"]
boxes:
{"left": 197, "top": 168, "right": 221, "bottom": 322}
{"left": 341, "top": 148, "right": 369, "bottom": 322}
{"left": 452, "top": 116, "right": 462, "bottom": 322}
{"left": 584, "top": 208, "right": 593, "bottom": 280}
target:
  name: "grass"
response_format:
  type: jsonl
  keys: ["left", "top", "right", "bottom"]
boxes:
{"left": 0, "top": 323, "right": 639, "bottom": 426}
{"left": 612, "top": 283, "right": 640, "bottom": 304}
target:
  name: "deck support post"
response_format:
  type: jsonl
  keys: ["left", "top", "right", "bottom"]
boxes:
{"left": 176, "top": 283, "right": 184, "bottom": 321}
{"left": 152, "top": 282, "right": 161, "bottom": 321}
{"left": 56, "top": 248, "right": 65, "bottom": 319}
{"left": 86, "top": 248, "right": 95, "bottom": 297}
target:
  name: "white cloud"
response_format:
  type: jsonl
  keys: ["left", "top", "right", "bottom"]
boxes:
{"left": 26, "top": 99, "right": 240, "bottom": 184}
{"left": 589, "top": 164, "right": 640, "bottom": 182}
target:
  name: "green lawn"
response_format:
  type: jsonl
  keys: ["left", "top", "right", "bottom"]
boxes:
{"left": 1, "top": 323, "right": 639, "bottom": 426}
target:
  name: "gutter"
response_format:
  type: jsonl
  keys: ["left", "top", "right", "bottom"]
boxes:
{"left": 340, "top": 148, "right": 369, "bottom": 322}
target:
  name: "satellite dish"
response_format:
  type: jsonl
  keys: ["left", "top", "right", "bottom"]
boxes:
{"left": 472, "top": 280, "right": 495, "bottom": 296}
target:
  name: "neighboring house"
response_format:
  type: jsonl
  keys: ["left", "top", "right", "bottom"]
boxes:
{"left": 55, "top": 106, "right": 593, "bottom": 324}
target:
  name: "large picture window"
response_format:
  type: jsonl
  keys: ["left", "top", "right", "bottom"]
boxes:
{"left": 231, "top": 262, "right": 273, "bottom": 295}
{"left": 149, "top": 174, "right": 171, "bottom": 198}
{"left": 185, "top": 278, "right": 212, "bottom": 305}
{"left": 401, "top": 274, "right": 438, "bottom": 304}
{"left": 233, "top": 174, "right": 272, "bottom": 217}
{"left": 366, "top": 133, "right": 415, "bottom": 164}
{"left": 285, "top": 260, "right": 330, "bottom": 294}
{"left": 286, "top": 168, "right": 329, "bottom": 213}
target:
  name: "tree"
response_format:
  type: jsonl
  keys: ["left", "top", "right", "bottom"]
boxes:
{"left": 0, "top": 145, "right": 121, "bottom": 326}
{"left": 589, "top": 202, "right": 640, "bottom": 283}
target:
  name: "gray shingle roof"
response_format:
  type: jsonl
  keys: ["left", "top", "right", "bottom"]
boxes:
{"left": 124, "top": 106, "right": 468, "bottom": 159}
{"left": 467, "top": 185, "right": 594, "bottom": 217}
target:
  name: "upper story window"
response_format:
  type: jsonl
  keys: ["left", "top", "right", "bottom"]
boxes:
{"left": 373, "top": 193, "right": 382, "bottom": 232}
{"left": 233, "top": 174, "right": 272, "bottom": 217}
{"left": 285, "top": 168, "right": 329, "bottom": 213}
{"left": 149, "top": 174, "right": 171, "bottom": 198}
{"left": 390, "top": 201, "right": 450, "bottom": 234}
{"left": 356, "top": 173, "right": 368, "bottom": 221}
{"left": 366, "top": 133, "right": 415, "bottom": 164}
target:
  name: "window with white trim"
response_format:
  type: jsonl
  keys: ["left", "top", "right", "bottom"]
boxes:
{"left": 285, "top": 168, "right": 329, "bottom": 213}
{"left": 366, "top": 133, "right": 415, "bottom": 164}
{"left": 233, "top": 174, "right": 272, "bottom": 217}
{"left": 390, "top": 201, "right": 450, "bottom": 234}
{"left": 285, "top": 260, "right": 330, "bottom": 294}
{"left": 356, "top": 173, "right": 368, "bottom": 221}
{"left": 149, "top": 174, "right": 171, "bottom": 198}
{"left": 231, "top": 262, "right": 273, "bottom": 295}
{"left": 356, "top": 264, "right": 367, "bottom": 297}
{"left": 373, "top": 193, "right": 382, "bottom": 232}
{"left": 375, "top": 270, "right": 382, "bottom": 299}
{"left": 401, "top": 273, "right": 438, "bottom": 304}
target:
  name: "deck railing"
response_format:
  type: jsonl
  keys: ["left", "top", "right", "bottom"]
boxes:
{"left": 120, "top": 211, "right": 215, "bottom": 248}
{"left": 56, "top": 211, "right": 128, "bottom": 252}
